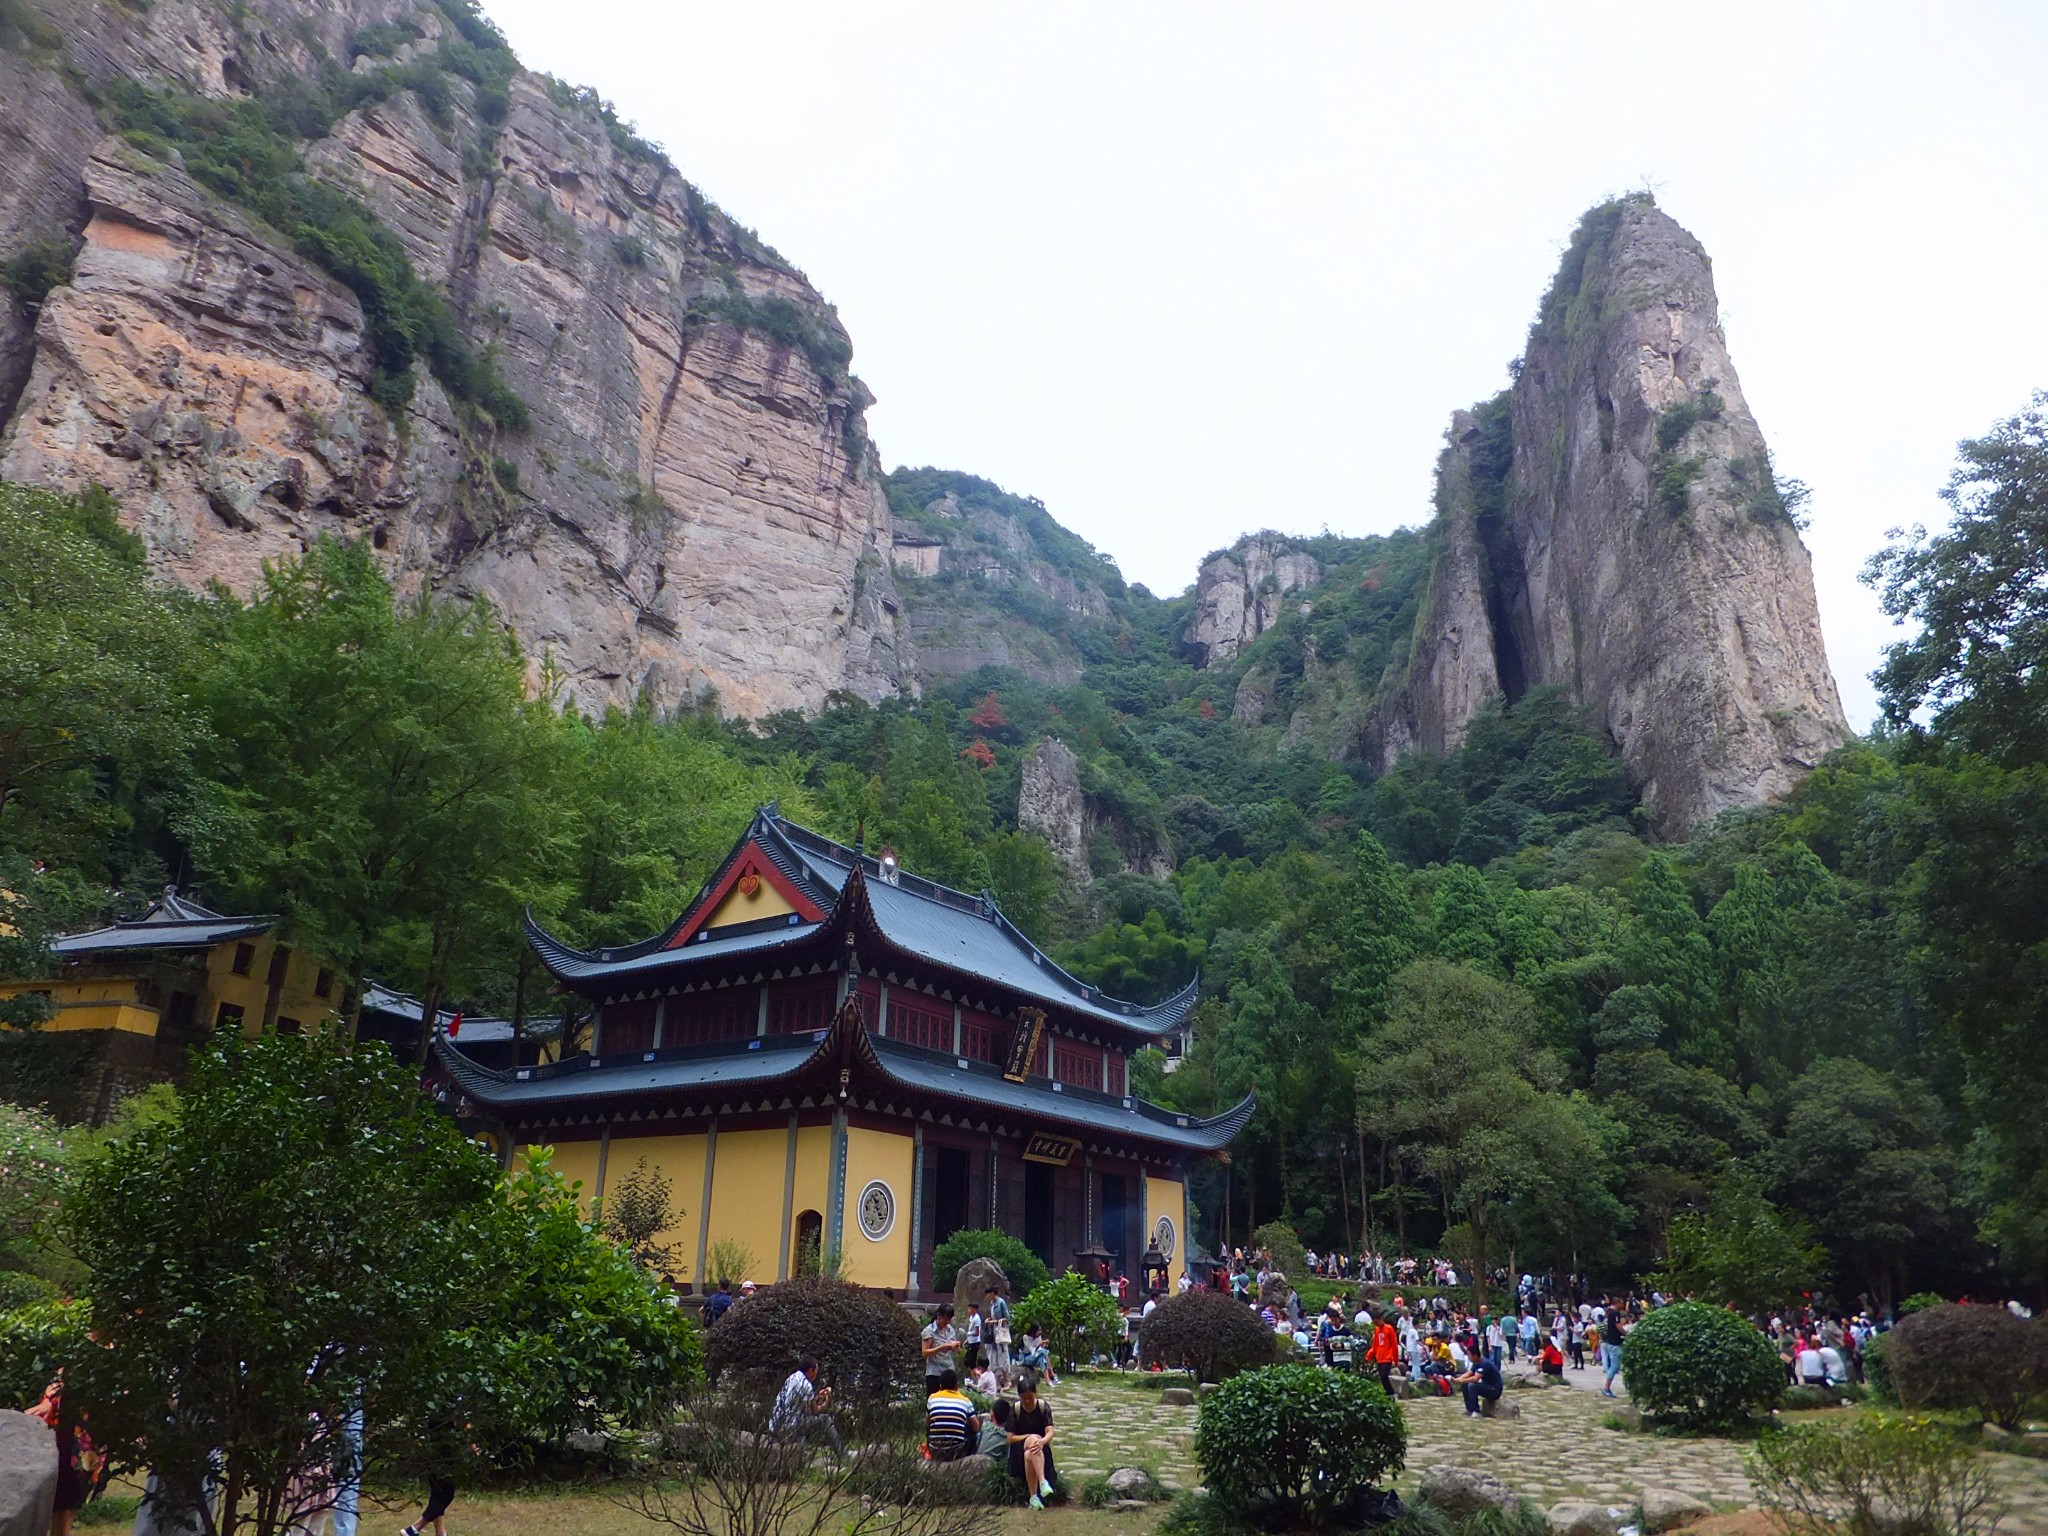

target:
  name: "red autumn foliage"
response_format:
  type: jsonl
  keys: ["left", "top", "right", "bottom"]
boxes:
{"left": 968, "top": 691, "right": 1008, "bottom": 731}
{"left": 962, "top": 740, "right": 997, "bottom": 769}
{"left": 1198, "top": 699, "right": 1219, "bottom": 720}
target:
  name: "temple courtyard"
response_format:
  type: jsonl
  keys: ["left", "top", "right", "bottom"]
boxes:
{"left": 167, "top": 1366, "right": 2040, "bottom": 1536}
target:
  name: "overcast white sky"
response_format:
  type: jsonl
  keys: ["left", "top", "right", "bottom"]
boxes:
{"left": 483, "top": 1, "right": 2048, "bottom": 730}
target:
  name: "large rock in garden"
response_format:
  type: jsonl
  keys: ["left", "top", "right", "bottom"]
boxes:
{"left": 1546, "top": 1501, "right": 1633, "bottom": 1536}
{"left": 1638, "top": 1488, "right": 1713, "bottom": 1532}
{"left": 0, "top": 1411, "right": 56, "bottom": 1536}
{"left": 1108, "top": 1468, "right": 1156, "bottom": 1498}
{"left": 1478, "top": 1396, "right": 1521, "bottom": 1420}
{"left": 1258, "top": 1271, "right": 1292, "bottom": 1311}
{"left": 952, "top": 1257, "right": 1009, "bottom": 1311}
{"left": 1161, "top": 1387, "right": 1196, "bottom": 1406}
{"left": 1419, "top": 1466, "right": 1523, "bottom": 1518}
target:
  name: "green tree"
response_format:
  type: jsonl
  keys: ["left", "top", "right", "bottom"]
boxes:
{"left": 1330, "top": 831, "right": 1421, "bottom": 1028}
{"left": 180, "top": 540, "right": 569, "bottom": 1040}
{"left": 1357, "top": 961, "right": 1622, "bottom": 1300}
{"left": 0, "top": 856, "right": 104, "bottom": 1029}
{"left": 984, "top": 829, "right": 1064, "bottom": 944}
{"left": 1771, "top": 1058, "right": 1962, "bottom": 1307}
{"left": 1013, "top": 1269, "right": 1123, "bottom": 1373}
{"left": 1591, "top": 1047, "right": 1765, "bottom": 1267}
{"left": 1868, "top": 392, "right": 2048, "bottom": 760}
{"left": 0, "top": 482, "right": 201, "bottom": 867}
{"left": 1654, "top": 1173, "right": 1826, "bottom": 1316}
{"left": 1429, "top": 864, "right": 1503, "bottom": 974}
{"left": 61, "top": 1033, "right": 503, "bottom": 1534}
{"left": 0, "top": 1103, "right": 71, "bottom": 1303}
{"left": 600, "top": 1156, "right": 683, "bottom": 1274}
{"left": 58, "top": 1035, "right": 694, "bottom": 1535}
{"left": 1617, "top": 854, "right": 1718, "bottom": 1064}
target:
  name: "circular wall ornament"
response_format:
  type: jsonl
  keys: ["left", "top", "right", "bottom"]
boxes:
{"left": 1153, "top": 1213, "right": 1177, "bottom": 1260}
{"left": 858, "top": 1179, "right": 896, "bottom": 1241}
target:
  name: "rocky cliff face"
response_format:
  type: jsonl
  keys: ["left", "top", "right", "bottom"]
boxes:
{"left": 884, "top": 469, "right": 1123, "bottom": 684}
{"left": 1374, "top": 197, "right": 1849, "bottom": 833}
{"left": 1182, "top": 533, "right": 1321, "bottom": 667}
{"left": 0, "top": 0, "right": 912, "bottom": 717}
{"left": 1016, "top": 737, "right": 1172, "bottom": 884}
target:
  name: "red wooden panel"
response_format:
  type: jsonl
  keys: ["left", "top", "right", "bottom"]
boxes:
{"left": 891, "top": 997, "right": 953, "bottom": 1053}
{"left": 601, "top": 999, "right": 657, "bottom": 1056}
{"left": 768, "top": 978, "right": 838, "bottom": 1035}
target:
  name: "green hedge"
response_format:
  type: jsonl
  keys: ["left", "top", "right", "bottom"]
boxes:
{"left": 1621, "top": 1302, "right": 1784, "bottom": 1432}
{"left": 1195, "top": 1363, "right": 1405, "bottom": 1528}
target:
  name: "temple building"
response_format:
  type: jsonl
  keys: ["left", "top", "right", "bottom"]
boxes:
{"left": 433, "top": 810, "right": 1251, "bottom": 1296}
{"left": 0, "top": 887, "right": 340, "bottom": 1121}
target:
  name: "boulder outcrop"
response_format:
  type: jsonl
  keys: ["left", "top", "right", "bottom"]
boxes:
{"left": 1182, "top": 533, "right": 1320, "bottom": 667}
{"left": 0, "top": 0, "right": 912, "bottom": 718}
{"left": 1374, "top": 196, "right": 1849, "bottom": 833}
{"left": 0, "top": 1410, "right": 56, "bottom": 1536}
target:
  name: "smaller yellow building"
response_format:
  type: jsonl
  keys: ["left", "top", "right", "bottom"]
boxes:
{"left": 0, "top": 887, "right": 339, "bottom": 1120}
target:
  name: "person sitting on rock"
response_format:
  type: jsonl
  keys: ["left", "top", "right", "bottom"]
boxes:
{"left": 1453, "top": 1352, "right": 1504, "bottom": 1418}
{"left": 977, "top": 1396, "right": 1013, "bottom": 1459}
{"left": 1007, "top": 1374, "right": 1058, "bottom": 1510}
{"left": 924, "top": 1369, "right": 979, "bottom": 1463}
{"left": 769, "top": 1356, "right": 843, "bottom": 1459}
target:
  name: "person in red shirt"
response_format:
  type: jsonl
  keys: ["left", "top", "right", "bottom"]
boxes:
{"left": 1369, "top": 1313, "right": 1400, "bottom": 1393}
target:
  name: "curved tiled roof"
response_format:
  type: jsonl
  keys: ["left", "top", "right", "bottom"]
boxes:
{"left": 522, "top": 810, "right": 1200, "bottom": 1039}
{"left": 50, "top": 887, "right": 273, "bottom": 957}
{"left": 762, "top": 815, "right": 1199, "bottom": 1036}
{"left": 431, "top": 1006, "right": 1252, "bottom": 1155}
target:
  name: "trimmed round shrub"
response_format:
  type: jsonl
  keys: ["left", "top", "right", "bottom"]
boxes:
{"left": 1621, "top": 1302, "right": 1784, "bottom": 1432}
{"left": 1139, "top": 1290, "right": 1282, "bottom": 1382}
{"left": 1886, "top": 1302, "right": 2048, "bottom": 1428}
{"left": 929, "top": 1228, "right": 1050, "bottom": 1302}
{"left": 1897, "top": 1290, "right": 1946, "bottom": 1316}
{"left": 703, "top": 1274, "right": 919, "bottom": 1404}
{"left": 1196, "top": 1363, "right": 1405, "bottom": 1527}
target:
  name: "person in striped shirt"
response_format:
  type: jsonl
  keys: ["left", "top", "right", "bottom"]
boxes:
{"left": 924, "top": 1369, "right": 980, "bottom": 1462}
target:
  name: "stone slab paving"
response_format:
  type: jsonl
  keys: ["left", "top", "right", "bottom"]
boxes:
{"left": 1043, "top": 1370, "right": 2048, "bottom": 1531}
{"left": 1043, "top": 1377, "right": 1201, "bottom": 1488}
{"left": 1397, "top": 1384, "right": 1752, "bottom": 1508}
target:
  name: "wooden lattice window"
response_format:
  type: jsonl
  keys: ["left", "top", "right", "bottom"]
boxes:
{"left": 890, "top": 996, "right": 953, "bottom": 1053}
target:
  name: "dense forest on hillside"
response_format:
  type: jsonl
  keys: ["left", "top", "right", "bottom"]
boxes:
{"left": 4, "top": 394, "right": 2048, "bottom": 1308}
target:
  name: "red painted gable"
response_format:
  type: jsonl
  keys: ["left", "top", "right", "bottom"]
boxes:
{"left": 665, "top": 838, "right": 828, "bottom": 948}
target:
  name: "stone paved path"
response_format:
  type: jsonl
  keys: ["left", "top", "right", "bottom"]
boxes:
{"left": 1042, "top": 1370, "right": 2048, "bottom": 1531}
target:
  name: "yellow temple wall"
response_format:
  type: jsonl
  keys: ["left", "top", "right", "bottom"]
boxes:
{"left": 842, "top": 1126, "right": 914, "bottom": 1290}
{"left": 788, "top": 1124, "right": 834, "bottom": 1275}
{"left": 1146, "top": 1174, "right": 1188, "bottom": 1272}
{"left": 706, "top": 1127, "right": 793, "bottom": 1286}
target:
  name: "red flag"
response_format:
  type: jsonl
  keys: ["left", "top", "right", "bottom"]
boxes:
{"left": 447, "top": 1012, "right": 463, "bottom": 1039}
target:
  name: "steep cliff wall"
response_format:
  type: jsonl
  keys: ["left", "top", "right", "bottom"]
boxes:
{"left": 0, "top": 0, "right": 912, "bottom": 716}
{"left": 1376, "top": 196, "right": 1849, "bottom": 833}
{"left": 884, "top": 468, "right": 1123, "bottom": 684}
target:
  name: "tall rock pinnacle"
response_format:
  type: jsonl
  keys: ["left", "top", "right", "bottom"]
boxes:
{"left": 1376, "top": 195, "right": 1850, "bottom": 834}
